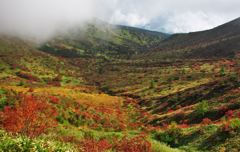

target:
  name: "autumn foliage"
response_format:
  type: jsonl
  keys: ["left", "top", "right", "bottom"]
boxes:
{"left": 1, "top": 94, "right": 57, "bottom": 138}
{"left": 115, "top": 135, "right": 152, "bottom": 152}
{"left": 79, "top": 135, "right": 151, "bottom": 152}
{"left": 201, "top": 118, "right": 212, "bottom": 125}
{"left": 49, "top": 95, "right": 60, "bottom": 104}
{"left": 80, "top": 138, "right": 112, "bottom": 152}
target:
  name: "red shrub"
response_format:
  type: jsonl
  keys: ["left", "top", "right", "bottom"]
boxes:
{"left": 176, "top": 105, "right": 182, "bottom": 109}
{"left": 60, "top": 136, "right": 79, "bottom": 144}
{"left": 115, "top": 135, "right": 151, "bottom": 152}
{"left": 49, "top": 96, "right": 60, "bottom": 104}
{"left": 180, "top": 119, "right": 189, "bottom": 124}
{"left": 167, "top": 109, "right": 174, "bottom": 113}
{"left": 225, "top": 110, "right": 234, "bottom": 119}
{"left": 179, "top": 124, "right": 189, "bottom": 128}
{"left": 2, "top": 94, "right": 57, "bottom": 138}
{"left": 219, "top": 105, "right": 228, "bottom": 112}
{"left": 145, "top": 125, "right": 158, "bottom": 132}
{"left": 222, "top": 124, "right": 230, "bottom": 132}
{"left": 80, "top": 138, "right": 112, "bottom": 152}
{"left": 79, "top": 136, "right": 151, "bottom": 152}
{"left": 201, "top": 118, "right": 212, "bottom": 125}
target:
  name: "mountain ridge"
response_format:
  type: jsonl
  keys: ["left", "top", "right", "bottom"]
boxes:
{"left": 135, "top": 17, "right": 240, "bottom": 60}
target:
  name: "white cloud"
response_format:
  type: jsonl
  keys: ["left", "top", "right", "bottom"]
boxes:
{"left": 110, "top": 10, "right": 149, "bottom": 26}
{"left": 159, "top": 12, "right": 229, "bottom": 33}
{"left": 0, "top": 0, "right": 111, "bottom": 42}
{"left": 0, "top": 0, "right": 239, "bottom": 42}
{"left": 107, "top": 0, "right": 240, "bottom": 33}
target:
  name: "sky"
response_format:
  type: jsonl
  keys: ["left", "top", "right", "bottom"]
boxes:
{"left": 0, "top": 0, "right": 239, "bottom": 42}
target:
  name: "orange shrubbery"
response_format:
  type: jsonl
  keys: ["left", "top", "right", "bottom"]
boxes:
{"left": 65, "top": 98, "right": 149, "bottom": 131}
{"left": 79, "top": 135, "right": 151, "bottom": 152}
{"left": 1, "top": 94, "right": 57, "bottom": 138}
{"left": 80, "top": 138, "right": 112, "bottom": 152}
{"left": 49, "top": 95, "right": 60, "bottom": 104}
{"left": 201, "top": 118, "right": 212, "bottom": 125}
{"left": 115, "top": 135, "right": 151, "bottom": 152}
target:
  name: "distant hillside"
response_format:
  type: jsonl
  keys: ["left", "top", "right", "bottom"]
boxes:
{"left": 139, "top": 17, "right": 240, "bottom": 60}
{"left": 0, "top": 36, "right": 83, "bottom": 86}
{"left": 40, "top": 21, "right": 168, "bottom": 59}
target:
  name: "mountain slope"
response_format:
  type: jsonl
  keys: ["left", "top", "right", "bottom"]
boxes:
{"left": 0, "top": 36, "right": 83, "bottom": 86}
{"left": 40, "top": 22, "right": 168, "bottom": 59}
{"left": 0, "top": 18, "right": 240, "bottom": 152}
{"left": 139, "top": 17, "right": 240, "bottom": 60}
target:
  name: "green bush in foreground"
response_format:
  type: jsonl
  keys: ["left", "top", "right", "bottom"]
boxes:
{"left": 153, "top": 122, "right": 184, "bottom": 147}
{"left": 0, "top": 130, "right": 76, "bottom": 152}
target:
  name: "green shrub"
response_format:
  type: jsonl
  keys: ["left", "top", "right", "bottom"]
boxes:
{"left": 149, "top": 79, "right": 157, "bottom": 89}
{"left": 66, "top": 111, "right": 84, "bottom": 127}
{"left": 229, "top": 118, "right": 240, "bottom": 130}
{"left": 195, "top": 100, "right": 209, "bottom": 116}
{"left": 56, "top": 115, "right": 66, "bottom": 124}
{"left": 0, "top": 96, "right": 7, "bottom": 109}
{"left": 0, "top": 89, "right": 6, "bottom": 95}
{"left": 167, "top": 76, "right": 179, "bottom": 82}
{"left": 100, "top": 85, "right": 114, "bottom": 95}
{"left": 186, "top": 75, "right": 193, "bottom": 80}
{"left": 0, "top": 89, "right": 7, "bottom": 109}
{"left": 151, "top": 140, "right": 182, "bottom": 152}
{"left": 220, "top": 67, "right": 225, "bottom": 76}
{"left": 16, "top": 81, "right": 25, "bottom": 86}
{"left": 154, "top": 122, "right": 183, "bottom": 147}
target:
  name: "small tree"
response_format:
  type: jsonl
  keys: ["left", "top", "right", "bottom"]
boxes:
{"left": 220, "top": 67, "right": 225, "bottom": 76}
{"left": 149, "top": 80, "right": 157, "bottom": 89}
{"left": 195, "top": 100, "right": 209, "bottom": 117}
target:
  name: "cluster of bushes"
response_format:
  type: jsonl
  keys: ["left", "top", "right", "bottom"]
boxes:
{"left": 0, "top": 90, "right": 77, "bottom": 151}
{"left": 0, "top": 91, "right": 58, "bottom": 138}
{"left": 0, "top": 87, "right": 187, "bottom": 152}
{"left": 56, "top": 98, "right": 146, "bottom": 132}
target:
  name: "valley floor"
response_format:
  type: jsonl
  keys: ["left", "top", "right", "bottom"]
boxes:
{"left": 0, "top": 42, "right": 240, "bottom": 152}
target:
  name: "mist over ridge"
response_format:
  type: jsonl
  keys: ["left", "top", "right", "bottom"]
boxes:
{"left": 0, "top": 0, "right": 239, "bottom": 43}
